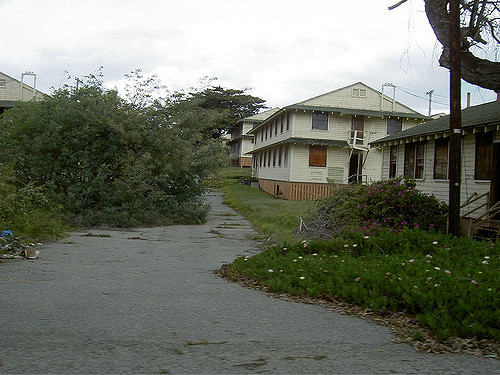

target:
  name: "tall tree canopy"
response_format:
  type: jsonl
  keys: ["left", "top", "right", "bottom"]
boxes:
{"left": 390, "top": 0, "right": 500, "bottom": 91}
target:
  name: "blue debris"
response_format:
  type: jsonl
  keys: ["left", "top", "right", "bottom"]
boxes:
{"left": 0, "top": 230, "right": 14, "bottom": 237}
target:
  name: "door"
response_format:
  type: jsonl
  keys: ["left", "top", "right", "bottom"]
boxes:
{"left": 349, "top": 153, "right": 362, "bottom": 183}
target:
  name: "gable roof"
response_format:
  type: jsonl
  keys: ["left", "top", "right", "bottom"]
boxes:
{"left": 371, "top": 100, "right": 500, "bottom": 146}
{"left": 242, "top": 107, "right": 280, "bottom": 122}
{"left": 248, "top": 82, "right": 427, "bottom": 134}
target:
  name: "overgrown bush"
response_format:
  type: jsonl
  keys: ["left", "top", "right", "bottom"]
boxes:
{"left": 306, "top": 179, "right": 448, "bottom": 237}
{"left": 353, "top": 178, "right": 448, "bottom": 234}
{"left": 0, "top": 73, "right": 231, "bottom": 227}
{"left": 0, "top": 167, "right": 66, "bottom": 241}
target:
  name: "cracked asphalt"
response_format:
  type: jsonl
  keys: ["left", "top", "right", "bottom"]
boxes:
{"left": 0, "top": 192, "right": 498, "bottom": 374}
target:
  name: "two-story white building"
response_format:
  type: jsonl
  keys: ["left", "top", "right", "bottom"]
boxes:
{"left": 248, "top": 82, "right": 428, "bottom": 199}
{"left": 227, "top": 108, "right": 279, "bottom": 167}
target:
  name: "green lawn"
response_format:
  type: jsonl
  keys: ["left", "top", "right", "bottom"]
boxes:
{"left": 219, "top": 182, "right": 314, "bottom": 243}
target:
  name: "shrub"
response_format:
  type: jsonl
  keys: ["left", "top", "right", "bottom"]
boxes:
{"left": 353, "top": 178, "right": 448, "bottom": 234}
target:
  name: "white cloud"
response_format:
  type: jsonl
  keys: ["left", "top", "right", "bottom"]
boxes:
{"left": 1, "top": 0, "right": 496, "bottom": 114}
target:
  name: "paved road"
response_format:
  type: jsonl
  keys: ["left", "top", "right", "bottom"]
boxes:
{"left": 1, "top": 192, "right": 498, "bottom": 374}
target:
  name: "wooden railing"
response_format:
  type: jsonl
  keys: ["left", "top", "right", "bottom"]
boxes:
{"left": 460, "top": 192, "right": 500, "bottom": 236}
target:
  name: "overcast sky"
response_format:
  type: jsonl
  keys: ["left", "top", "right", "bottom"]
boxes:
{"left": 1, "top": 0, "right": 497, "bottom": 115}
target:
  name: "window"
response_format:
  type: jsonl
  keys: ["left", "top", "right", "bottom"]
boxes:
{"left": 273, "top": 148, "right": 277, "bottom": 167}
{"left": 268, "top": 150, "right": 271, "bottom": 167}
{"left": 263, "top": 152, "right": 266, "bottom": 167}
{"left": 312, "top": 112, "right": 328, "bottom": 130}
{"left": 387, "top": 118, "right": 402, "bottom": 135}
{"left": 278, "top": 147, "right": 282, "bottom": 166}
{"left": 286, "top": 113, "right": 290, "bottom": 131}
{"left": 351, "top": 115, "right": 364, "bottom": 145}
{"left": 389, "top": 145, "right": 398, "bottom": 178}
{"left": 259, "top": 152, "right": 263, "bottom": 167}
{"left": 275, "top": 119, "right": 278, "bottom": 136}
{"left": 269, "top": 123, "right": 272, "bottom": 139}
{"left": 404, "top": 142, "right": 426, "bottom": 179}
{"left": 475, "top": 131, "right": 493, "bottom": 180}
{"left": 0, "top": 79, "right": 6, "bottom": 87}
{"left": 309, "top": 146, "right": 327, "bottom": 167}
{"left": 284, "top": 145, "right": 289, "bottom": 167}
{"left": 352, "top": 88, "right": 367, "bottom": 97}
{"left": 261, "top": 130, "right": 263, "bottom": 142}
{"left": 280, "top": 116, "right": 284, "bottom": 133}
{"left": 434, "top": 138, "right": 449, "bottom": 180}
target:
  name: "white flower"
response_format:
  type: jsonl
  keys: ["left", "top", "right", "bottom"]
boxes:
{"left": 484, "top": 256, "right": 490, "bottom": 259}
{"left": 432, "top": 241, "right": 438, "bottom": 245}
{"left": 299, "top": 276, "right": 305, "bottom": 280}
{"left": 298, "top": 256, "right": 303, "bottom": 259}
{"left": 482, "top": 260, "right": 489, "bottom": 265}
{"left": 408, "top": 259, "right": 415, "bottom": 263}
{"left": 445, "top": 270, "right": 451, "bottom": 275}
{"left": 352, "top": 244, "right": 357, "bottom": 248}
{"left": 364, "top": 236, "right": 369, "bottom": 239}
{"left": 434, "top": 266, "right": 441, "bottom": 270}
{"left": 312, "top": 253, "right": 318, "bottom": 256}
{"left": 426, "top": 254, "right": 432, "bottom": 259}
{"left": 268, "top": 269, "right": 274, "bottom": 273}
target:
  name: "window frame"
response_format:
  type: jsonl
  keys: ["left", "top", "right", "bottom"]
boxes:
{"left": 386, "top": 117, "right": 402, "bottom": 135}
{"left": 311, "top": 112, "right": 328, "bottom": 131}
{"left": 404, "top": 141, "right": 426, "bottom": 180}
{"left": 389, "top": 145, "right": 398, "bottom": 178}
{"left": 433, "top": 138, "right": 449, "bottom": 180}
{"left": 475, "top": 131, "right": 493, "bottom": 181}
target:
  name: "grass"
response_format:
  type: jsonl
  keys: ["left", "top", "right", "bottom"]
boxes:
{"left": 220, "top": 183, "right": 313, "bottom": 243}
{"left": 222, "top": 230, "right": 499, "bottom": 342}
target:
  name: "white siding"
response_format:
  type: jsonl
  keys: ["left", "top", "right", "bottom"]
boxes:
{"left": 0, "top": 71, "right": 46, "bottom": 102}
{"left": 297, "top": 82, "right": 421, "bottom": 114}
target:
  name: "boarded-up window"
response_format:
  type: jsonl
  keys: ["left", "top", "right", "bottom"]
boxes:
{"left": 434, "top": 138, "right": 449, "bottom": 180}
{"left": 286, "top": 113, "right": 290, "bottom": 131}
{"left": 278, "top": 147, "right": 282, "bottom": 166}
{"left": 312, "top": 112, "right": 328, "bottom": 130}
{"left": 309, "top": 146, "right": 327, "bottom": 167}
{"left": 404, "top": 142, "right": 426, "bottom": 179}
{"left": 389, "top": 145, "right": 397, "bottom": 178}
{"left": 387, "top": 118, "right": 402, "bottom": 135}
{"left": 475, "top": 131, "right": 493, "bottom": 180}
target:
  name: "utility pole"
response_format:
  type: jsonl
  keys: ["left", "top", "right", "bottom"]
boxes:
{"left": 448, "top": 0, "right": 462, "bottom": 236}
{"left": 425, "top": 89, "right": 434, "bottom": 117}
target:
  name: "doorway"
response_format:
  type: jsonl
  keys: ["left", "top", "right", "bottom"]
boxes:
{"left": 349, "top": 153, "right": 362, "bottom": 183}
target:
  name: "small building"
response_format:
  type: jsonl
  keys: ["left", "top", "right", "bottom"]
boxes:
{"left": 0, "top": 70, "right": 47, "bottom": 116}
{"left": 371, "top": 100, "right": 500, "bottom": 234}
{"left": 248, "top": 82, "right": 427, "bottom": 199}
{"left": 227, "top": 108, "right": 280, "bottom": 167}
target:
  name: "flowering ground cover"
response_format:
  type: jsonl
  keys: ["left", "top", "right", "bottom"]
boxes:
{"left": 221, "top": 230, "right": 499, "bottom": 343}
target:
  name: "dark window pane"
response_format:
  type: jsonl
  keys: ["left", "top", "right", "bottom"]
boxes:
{"left": 475, "top": 131, "right": 493, "bottom": 180}
{"left": 312, "top": 113, "right": 328, "bottom": 130}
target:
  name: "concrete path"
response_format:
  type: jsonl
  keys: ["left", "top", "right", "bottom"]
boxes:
{"left": 0, "top": 192, "right": 498, "bottom": 374}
